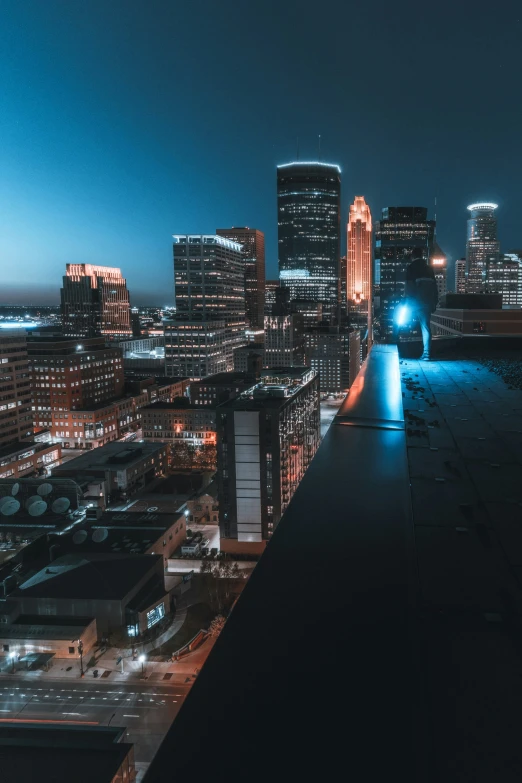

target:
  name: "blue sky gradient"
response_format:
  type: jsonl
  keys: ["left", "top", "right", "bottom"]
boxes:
{"left": 1, "top": 0, "right": 521, "bottom": 304}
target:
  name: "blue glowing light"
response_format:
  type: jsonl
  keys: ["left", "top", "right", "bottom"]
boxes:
{"left": 395, "top": 304, "right": 410, "bottom": 327}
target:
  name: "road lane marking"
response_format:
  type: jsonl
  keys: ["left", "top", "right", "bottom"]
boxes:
{"left": 123, "top": 714, "right": 140, "bottom": 718}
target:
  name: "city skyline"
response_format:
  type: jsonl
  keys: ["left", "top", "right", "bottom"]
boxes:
{"left": 2, "top": 1, "right": 521, "bottom": 304}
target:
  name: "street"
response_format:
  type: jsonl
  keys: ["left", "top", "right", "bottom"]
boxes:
{"left": 0, "top": 677, "right": 191, "bottom": 771}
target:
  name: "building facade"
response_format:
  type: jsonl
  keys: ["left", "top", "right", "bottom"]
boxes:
{"left": 0, "top": 330, "right": 60, "bottom": 480}
{"left": 217, "top": 368, "right": 320, "bottom": 553}
{"left": 216, "top": 228, "right": 266, "bottom": 329}
{"left": 142, "top": 403, "right": 216, "bottom": 447}
{"left": 466, "top": 203, "right": 500, "bottom": 294}
{"left": 61, "top": 264, "right": 132, "bottom": 339}
{"left": 347, "top": 197, "right": 372, "bottom": 316}
{"left": 233, "top": 343, "right": 265, "bottom": 373}
{"left": 277, "top": 162, "right": 341, "bottom": 323}
{"left": 165, "top": 235, "right": 246, "bottom": 379}
{"left": 264, "top": 314, "right": 305, "bottom": 368}
{"left": 189, "top": 372, "right": 254, "bottom": 407}
{"left": 430, "top": 243, "right": 448, "bottom": 302}
{"left": 455, "top": 258, "right": 467, "bottom": 294}
{"left": 303, "top": 327, "right": 354, "bottom": 394}
{"left": 28, "top": 337, "right": 124, "bottom": 435}
{"left": 374, "top": 207, "right": 435, "bottom": 340}
{"left": 485, "top": 254, "right": 522, "bottom": 306}
{"left": 264, "top": 280, "right": 279, "bottom": 316}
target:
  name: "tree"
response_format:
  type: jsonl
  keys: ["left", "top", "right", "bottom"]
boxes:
{"left": 208, "top": 615, "right": 226, "bottom": 637}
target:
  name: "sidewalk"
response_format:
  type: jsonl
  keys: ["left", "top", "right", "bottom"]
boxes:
{"left": 0, "top": 635, "right": 218, "bottom": 684}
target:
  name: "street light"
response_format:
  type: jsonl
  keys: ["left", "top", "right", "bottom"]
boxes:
{"left": 139, "top": 654, "right": 146, "bottom": 677}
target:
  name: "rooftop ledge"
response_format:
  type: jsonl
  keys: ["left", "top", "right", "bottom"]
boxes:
{"left": 147, "top": 339, "right": 522, "bottom": 783}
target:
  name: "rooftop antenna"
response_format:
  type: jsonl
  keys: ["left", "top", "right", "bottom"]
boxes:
{"left": 434, "top": 196, "right": 437, "bottom": 236}
{"left": 318, "top": 134, "right": 321, "bottom": 160}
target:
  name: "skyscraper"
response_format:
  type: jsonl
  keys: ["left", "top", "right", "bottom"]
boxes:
{"left": 164, "top": 235, "right": 246, "bottom": 379}
{"left": 277, "top": 162, "right": 341, "bottom": 323}
{"left": 466, "top": 203, "right": 500, "bottom": 294}
{"left": 455, "top": 258, "right": 467, "bottom": 294}
{"left": 430, "top": 242, "right": 448, "bottom": 303}
{"left": 374, "top": 207, "right": 435, "bottom": 340}
{"left": 264, "top": 280, "right": 280, "bottom": 316}
{"left": 61, "top": 264, "right": 132, "bottom": 339}
{"left": 485, "top": 254, "right": 522, "bottom": 306}
{"left": 216, "top": 228, "right": 265, "bottom": 329}
{"left": 263, "top": 314, "right": 305, "bottom": 368}
{"left": 347, "top": 197, "right": 373, "bottom": 338}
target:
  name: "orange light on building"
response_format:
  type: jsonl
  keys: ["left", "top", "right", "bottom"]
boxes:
{"left": 347, "top": 196, "right": 372, "bottom": 310}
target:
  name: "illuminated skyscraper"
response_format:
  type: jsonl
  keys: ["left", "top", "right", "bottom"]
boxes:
{"left": 265, "top": 280, "right": 280, "bottom": 316}
{"left": 216, "top": 228, "right": 265, "bottom": 329}
{"left": 430, "top": 242, "right": 448, "bottom": 303}
{"left": 466, "top": 203, "right": 500, "bottom": 294}
{"left": 164, "top": 235, "right": 246, "bottom": 379}
{"left": 374, "top": 207, "right": 435, "bottom": 340}
{"left": 277, "top": 162, "right": 341, "bottom": 323}
{"left": 347, "top": 197, "right": 372, "bottom": 338}
{"left": 61, "top": 264, "right": 132, "bottom": 339}
{"left": 485, "top": 254, "right": 522, "bottom": 306}
{"left": 455, "top": 258, "right": 467, "bottom": 294}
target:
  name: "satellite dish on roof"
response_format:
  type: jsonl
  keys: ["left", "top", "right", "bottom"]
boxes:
{"left": 11, "top": 483, "right": 20, "bottom": 497}
{"left": 28, "top": 500, "right": 47, "bottom": 516}
{"left": 72, "top": 530, "right": 88, "bottom": 544}
{"left": 1, "top": 498, "right": 20, "bottom": 516}
{"left": 147, "top": 507, "right": 158, "bottom": 512}
{"left": 0, "top": 497, "right": 19, "bottom": 515}
{"left": 52, "top": 497, "right": 71, "bottom": 514}
{"left": 25, "top": 495, "right": 41, "bottom": 510}
{"left": 92, "top": 528, "right": 108, "bottom": 543}
{"left": 37, "top": 483, "right": 53, "bottom": 497}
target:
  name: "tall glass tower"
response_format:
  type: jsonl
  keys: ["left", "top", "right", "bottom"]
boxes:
{"left": 466, "top": 203, "right": 500, "bottom": 294}
{"left": 277, "top": 162, "right": 341, "bottom": 323}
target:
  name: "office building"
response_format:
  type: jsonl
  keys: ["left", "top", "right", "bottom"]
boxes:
{"left": 455, "top": 258, "right": 467, "bottom": 294}
{"left": 142, "top": 402, "right": 216, "bottom": 447}
{"left": 217, "top": 367, "right": 320, "bottom": 553}
{"left": 28, "top": 337, "right": 124, "bottom": 435}
{"left": 347, "top": 197, "right": 372, "bottom": 316}
{"left": 430, "top": 243, "right": 448, "bottom": 302}
{"left": 217, "top": 228, "right": 266, "bottom": 329}
{"left": 374, "top": 207, "right": 435, "bottom": 340}
{"left": 265, "top": 279, "right": 280, "bottom": 315}
{"left": 189, "top": 371, "right": 255, "bottom": 407}
{"left": 303, "top": 326, "right": 358, "bottom": 394}
{"left": 264, "top": 314, "right": 305, "bottom": 368}
{"left": 165, "top": 235, "right": 246, "bottom": 379}
{"left": 466, "top": 203, "right": 500, "bottom": 294}
{"left": 485, "top": 254, "right": 522, "bottom": 306}
{"left": 277, "top": 162, "right": 341, "bottom": 322}
{"left": 0, "top": 330, "right": 60, "bottom": 480}
{"left": 233, "top": 343, "right": 264, "bottom": 373}
{"left": 61, "top": 264, "right": 132, "bottom": 339}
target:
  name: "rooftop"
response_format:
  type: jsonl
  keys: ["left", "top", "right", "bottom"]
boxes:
{"left": 52, "top": 441, "right": 166, "bottom": 473}
{"left": 17, "top": 552, "right": 162, "bottom": 600}
{"left": 146, "top": 341, "right": 522, "bottom": 783}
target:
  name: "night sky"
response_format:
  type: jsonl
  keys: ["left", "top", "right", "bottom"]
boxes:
{"left": 2, "top": 0, "right": 521, "bottom": 305}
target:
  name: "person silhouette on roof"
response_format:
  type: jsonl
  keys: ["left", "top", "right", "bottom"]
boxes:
{"left": 405, "top": 257, "right": 439, "bottom": 361}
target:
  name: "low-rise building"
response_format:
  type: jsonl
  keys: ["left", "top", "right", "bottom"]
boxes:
{"left": 0, "top": 616, "right": 97, "bottom": 660}
{"left": 142, "top": 403, "right": 216, "bottom": 447}
{"left": 431, "top": 294, "right": 522, "bottom": 336}
{"left": 189, "top": 371, "right": 255, "bottom": 407}
{"left": 52, "top": 441, "right": 169, "bottom": 505}
{"left": 13, "top": 551, "right": 169, "bottom": 636}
